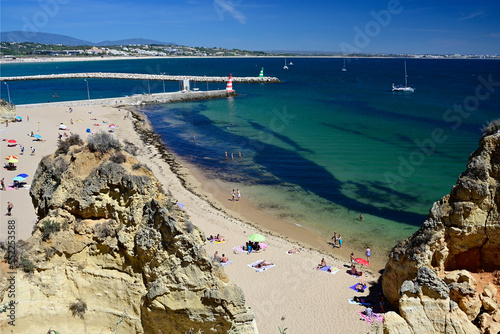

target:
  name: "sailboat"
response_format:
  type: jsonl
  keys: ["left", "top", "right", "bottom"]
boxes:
{"left": 392, "top": 61, "right": 414, "bottom": 92}
{"left": 283, "top": 57, "right": 289, "bottom": 70}
{"left": 341, "top": 58, "right": 347, "bottom": 72}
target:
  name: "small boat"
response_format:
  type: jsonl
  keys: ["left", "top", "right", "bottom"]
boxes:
{"left": 283, "top": 57, "right": 289, "bottom": 70}
{"left": 392, "top": 61, "right": 414, "bottom": 92}
{"left": 341, "top": 58, "right": 347, "bottom": 72}
{"left": 289, "top": 61, "right": 293, "bottom": 65}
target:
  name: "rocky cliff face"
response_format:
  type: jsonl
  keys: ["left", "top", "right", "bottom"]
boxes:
{"left": 0, "top": 134, "right": 257, "bottom": 333}
{"left": 382, "top": 129, "right": 500, "bottom": 334}
{"left": 0, "top": 98, "right": 16, "bottom": 122}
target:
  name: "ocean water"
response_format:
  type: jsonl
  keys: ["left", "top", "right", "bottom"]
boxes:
{"left": 3, "top": 57, "right": 500, "bottom": 254}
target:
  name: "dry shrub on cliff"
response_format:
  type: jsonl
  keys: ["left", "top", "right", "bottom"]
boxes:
{"left": 482, "top": 119, "right": 500, "bottom": 136}
{"left": 56, "top": 134, "right": 84, "bottom": 155}
{"left": 87, "top": 132, "right": 121, "bottom": 153}
{"left": 110, "top": 152, "right": 127, "bottom": 164}
{"left": 19, "top": 255, "right": 35, "bottom": 273}
{"left": 132, "top": 163, "right": 152, "bottom": 172}
{"left": 124, "top": 140, "right": 140, "bottom": 156}
{"left": 42, "top": 220, "right": 61, "bottom": 241}
{"left": 69, "top": 298, "right": 87, "bottom": 319}
{"left": 94, "top": 221, "right": 116, "bottom": 240}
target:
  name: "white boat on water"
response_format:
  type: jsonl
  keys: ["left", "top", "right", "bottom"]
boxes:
{"left": 341, "top": 58, "right": 347, "bottom": 72}
{"left": 283, "top": 57, "right": 289, "bottom": 69}
{"left": 392, "top": 61, "right": 414, "bottom": 92}
{"left": 289, "top": 61, "right": 293, "bottom": 65}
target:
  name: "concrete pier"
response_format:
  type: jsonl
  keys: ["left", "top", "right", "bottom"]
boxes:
{"left": 15, "top": 90, "right": 235, "bottom": 108}
{"left": 1, "top": 72, "right": 281, "bottom": 83}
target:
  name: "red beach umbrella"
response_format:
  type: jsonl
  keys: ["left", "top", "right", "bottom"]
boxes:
{"left": 7, "top": 140, "right": 17, "bottom": 144}
{"left": 354, "top": 258, "right": 369, "bottom": 266}
{"left": 5, "top": 155, "right": 19, "bottom": 160}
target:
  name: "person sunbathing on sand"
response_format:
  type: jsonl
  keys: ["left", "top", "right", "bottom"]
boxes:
{"left": 315, "top": 258, "right": 326, "bottom": 269}
{"left": 287, "top": 247, "right": 300, "bottom": 254}
{"left": 254, "top": 260, "right": 273, "bottom": 268}
{"left": 350, "top": 265, "right": 362, "bottom": 277}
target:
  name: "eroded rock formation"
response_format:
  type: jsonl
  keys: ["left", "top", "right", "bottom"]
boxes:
{"left": 0, "top": 134, "right": 257, "bottom": 333}
{"left": 0, "top": 98, "right": 16, "bottom": 122}
{"left": 382, "top": 129, "right": 500, "bottom": 334}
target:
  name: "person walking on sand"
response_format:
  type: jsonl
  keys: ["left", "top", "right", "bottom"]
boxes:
{"left": 338, "top": 235, "right": 342, "bottom": 248}
{"left": 1, "top": 178, "right": 5, "bottom": 190}
{"left": 6, "top": 202, "right": 13, "bottom": 216}
{"left": 350, "top": 252, "right": 355, "bottom": 266}
{"left": 366, "top": 247, "right": 371, "bottom": 263}
{"left": 237, "top": 189, "right": 241, "bottom": 201}
{"left": 231, "top": 189, "right": 235, "bottom": 201}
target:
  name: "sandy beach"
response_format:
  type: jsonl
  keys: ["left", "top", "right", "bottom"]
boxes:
{"left": 0, "top": 103, "right": 383, "bottom": 333}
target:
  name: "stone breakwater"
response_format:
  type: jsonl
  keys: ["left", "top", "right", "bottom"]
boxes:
{"left": 0, "top": 72, "right": 281, "bottom": 83}
{"left": 15, "top": 90, "right": 235, "bottom": 108}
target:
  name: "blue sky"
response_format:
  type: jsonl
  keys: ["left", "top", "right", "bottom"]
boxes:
{"left": 2, "top": 0, "right": 500, "bottom": 54}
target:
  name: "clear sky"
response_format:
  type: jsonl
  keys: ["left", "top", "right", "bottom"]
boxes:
{"left": 2, "top": 0, "right": 500, "bottom": 54}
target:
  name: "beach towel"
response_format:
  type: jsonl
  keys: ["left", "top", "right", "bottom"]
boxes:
{"left": 358, "top": 311, "right": 383, "bottom": 324}
{"left": 350, "top": 283, "right": 367, "bottom": 292}
{"left": 248, "top": 260, "right": 275, "bottom": 272}
{"left": 221, "top": 260, "right": 233, "bottom": 266}
{"left": 348, "top": 299, "right": 371, "bottom": 306}
{"left": 329, "top": 267, "right": 339, "bottom": 274}
{"left": 318, "top": 265, "right": 331, "bottom": 272}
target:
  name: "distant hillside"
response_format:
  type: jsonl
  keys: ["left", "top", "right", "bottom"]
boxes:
{"left": 96, "top": 38, "right": 175, "bottom": 46}
{"left": 1, "top": 31, "right": 175, "bottom": 46}
{"left": 1, "top": 31, "right": 93, "bottom": 46}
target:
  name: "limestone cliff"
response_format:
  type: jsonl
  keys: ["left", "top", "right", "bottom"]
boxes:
{"left": 0, "top": 98, "right": 16, "bottom": 122}
{"left": 382, "top": 127, "right": 500, "bottom": 334}
{"left": 0, "top": 134, "right": 257, "bottom": 333}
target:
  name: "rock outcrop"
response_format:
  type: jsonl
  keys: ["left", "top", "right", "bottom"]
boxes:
{"left": 0, "top": 98, "right": 15, "bottom": 122}
{"left": 0, "top": 134, "right": 257, "bottom": 333}
{"left": 382, "top": 128, "right": 500, "bottom": 334}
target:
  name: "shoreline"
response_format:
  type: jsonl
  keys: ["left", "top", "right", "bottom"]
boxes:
{"left": 0, "top": 103, "right": 383, "bottom": 333}
{"left": 2, "top": 54, "right": 496, "bottom": 65}
{"left": 127, "top": 106, "right": 387, "bottom": 274}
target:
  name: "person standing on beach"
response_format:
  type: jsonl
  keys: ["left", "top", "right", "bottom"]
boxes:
{"left": 350, "top": 252, "right": 355, "bottom": 266}
{"left": 332, "top": 232, "right": 338, "bottom": 247}
{"left": 231, "top": 189, "right": 235, "bottom": 201}
{"left": 360, "top": 213, "right": 364, "bottom": 221}
{"left": 338, "top": 235, "right": 342, "bottom": 248}
{"left": 366, "top": 247, "right": 371, "bottom": 263}
{"left": 1, "top": 178, "right": 5, "bottom": 190}
{"left": 6, "top": 202, "right": 13, "bottom": 216}
{"left": 237, "top": 189, "right": 241, "bottom": 201}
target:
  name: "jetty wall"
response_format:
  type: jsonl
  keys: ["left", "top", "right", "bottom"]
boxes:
{"left": 1, "top": 72, "right": 281, "bottom": 83}
{"left": 16, "top": 90, "right": 235, "bottom": 108}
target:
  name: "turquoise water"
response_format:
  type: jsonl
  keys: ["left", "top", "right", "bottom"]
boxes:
{"left": 3, "top": 57, "right": 500, "bottom": 254}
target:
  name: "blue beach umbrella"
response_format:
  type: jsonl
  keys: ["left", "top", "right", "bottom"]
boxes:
{"left": 16, "top": 173, "right": 28, "bottom": 178}
{"left": 15, "top": 116, "right": 22, "bottom": 121}
{"left": 33, "top": 134, "right": 42, "bottom": 139}
{"left": 86, "top": 128, "right": 91, "bottom": 133}
{"left": 12, "top": 176, "right": 26, "bottom": 182}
